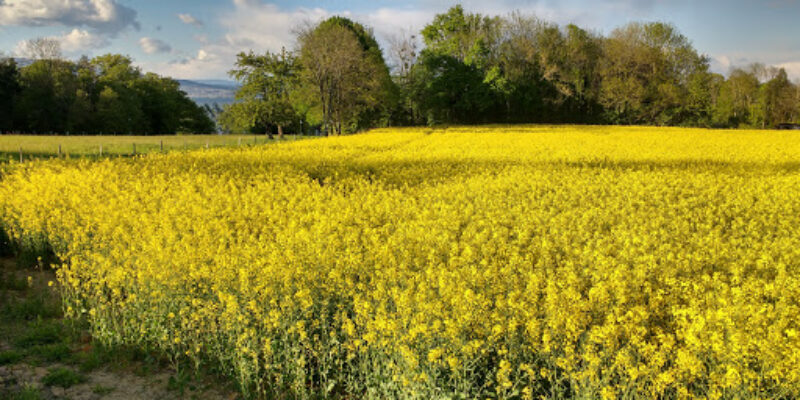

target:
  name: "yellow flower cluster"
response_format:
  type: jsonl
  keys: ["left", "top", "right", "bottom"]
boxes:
{"left": 2, "top": 125, "right": 800, "bottom": 399}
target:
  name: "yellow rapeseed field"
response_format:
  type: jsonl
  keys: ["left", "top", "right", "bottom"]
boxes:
{"left": 1, "top": 125, "right": 800, "bottom": 399}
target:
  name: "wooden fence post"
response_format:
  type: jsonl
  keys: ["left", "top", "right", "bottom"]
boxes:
{"left": 238, "top": 137, "right": 241, "bottom": 146}
{"left": 99, "top": 144, "right": 103, "bottom": 157}
{"left": 132, "top": 143, "right": 136, "bottom": 155}
{"left": 19, "top": 146, "right": 22, "bottom": 163}
{"left": 58, "top": 144, "right": 62, "bottom": 158}
{"left": 206, "top": 140, "right": 209, "bottom": 149}
{"left": 160, "top": 140, "right": 164, "bottom": 152}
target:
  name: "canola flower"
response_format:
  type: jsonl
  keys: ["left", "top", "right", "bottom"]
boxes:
{"left": 1, "top": 125, "right": 800, "bottom": 399}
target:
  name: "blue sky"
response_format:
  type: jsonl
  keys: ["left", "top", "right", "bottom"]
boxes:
{"left": 1, "top": 0, "right": 799, "bottom": 80}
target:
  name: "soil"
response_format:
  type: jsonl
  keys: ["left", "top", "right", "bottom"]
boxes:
{"left": 0, "top": 363, "right": 234, "bottom": 399}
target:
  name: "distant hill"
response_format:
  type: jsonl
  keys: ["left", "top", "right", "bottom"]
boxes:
{"left": 178, "top": 79, "right": 238, "bottom": 107}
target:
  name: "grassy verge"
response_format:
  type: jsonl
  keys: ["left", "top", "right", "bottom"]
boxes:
{"left": 0, "top": 133, "right": 307, "bottom": 162}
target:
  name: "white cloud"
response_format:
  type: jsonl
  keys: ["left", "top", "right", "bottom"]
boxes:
{"left": 178, "top": 13, "right": 204, "bottom": 27}
{"left": 358, "top": 8, "right": 434, "bottom": 41}
{"left": 143, "top": 1, "right": 568, "bottom": 78}
{"left": 709, "top": 54, "right": 733, "bottom": 75}
{"left": 0, "top": 0, "right": 139, "bottom": 34}
{"left": 220, "top": 2, "right": 329, "bottom": 53}
{"left": 139, "top": 37, "right": 172, "bottom": 54}
{"left": 146, "top": 2, "right": 430, "bottom": 79}
{"left": 133, "top": 0, "right": 694, "bottom": 79}
{"left": 140, "top": 42, "right": 235, "bottom": 79}
{"left": 143, "top": 2, "right": 329, "bottom": 79}
{"left": 776, "top": 61, "right": 800, "bottom": 81}
{"left": 707, "top": 52, "right": 800, "bottom": 81}
{"left": 58, "top": 29, "right": 110, "bottom": 52}
{"left": 14, "top": 29, "right": 110, "bottom": 57}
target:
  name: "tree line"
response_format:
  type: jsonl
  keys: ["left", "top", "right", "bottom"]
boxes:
{"left": 0, "top": 38, "right": 215, "bottom": 135}
{"left": 222, "top": 6, "right": 800, "bottom": 136}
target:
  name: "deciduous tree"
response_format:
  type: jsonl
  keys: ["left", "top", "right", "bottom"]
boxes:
{"left": 297, "top": 17, "right": 392, "bottom": 135}
{"left": 225, "top": 48, "right": 298, "bottom": 138}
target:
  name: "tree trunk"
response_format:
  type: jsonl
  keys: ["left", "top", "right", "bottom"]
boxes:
{"left": 277, "top": 125, "right": 283, "bottom": 140}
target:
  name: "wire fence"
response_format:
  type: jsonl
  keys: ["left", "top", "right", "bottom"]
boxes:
{"left": 0, "top": 134, "right": 306, "bottom": 163}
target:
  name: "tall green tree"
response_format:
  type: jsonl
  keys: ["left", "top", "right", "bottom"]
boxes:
{"left": 712, "top": 68, "right": 759, "bottom": 127}
{"left": 421, "top": 5, "right": 501, "bottom": 67}
{"left": 298, "top": 17, "right": 394, "bottom": 135}
{"left": 562, "top": 24, "right": 604, "bottom": 120}
{"left": 15, "top": 59, "right": 78, "bottom": 133}
{"left": 494, "top": 13, "right": 551, "bottom": 122}
{"left": 69, "top": 56, "right": 96, "bottom": 134}
{"left": 91, "top": 54, "right": 145, "bottom": 134}
{"left": 681, "top": 69, "right": 719, "bottom": 126}
{"left": 413, "top": 6, "right": 502, "bottom": 124}
{"left": 408, "top": 52, "right": 495, "bottom": 125}
{"left": 0, "top": 57, "right": 20, "bottom": 133}
{"left": 599, "top": 22, "right": 709, "bottom": 125}
{"left": 224, "top": 48, "right": 298, "bottom": 138}
{"left": 755, "top": 68, "right": 797, "bottom": 128}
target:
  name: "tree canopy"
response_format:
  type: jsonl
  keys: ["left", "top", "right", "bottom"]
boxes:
{"left": 8, "top": 8, "right": 800, "bottom": 135}
{"left": 0, "top": 40, "right": 215, "bottom": 135}
{"left": 223, "top": 6, "right": 800, "bottom": 133}
{"left": 297, "top": 17, "right": 396, "bottom": 135}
